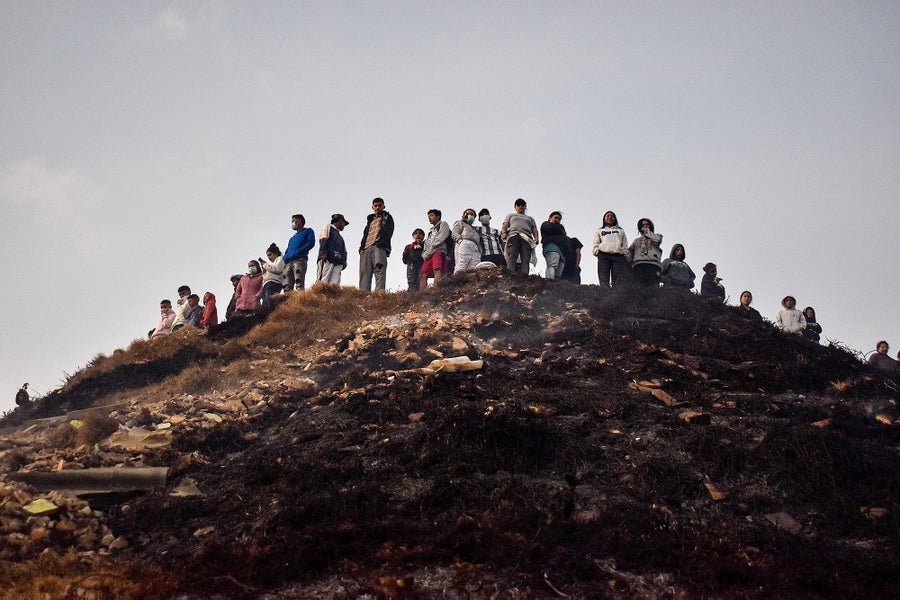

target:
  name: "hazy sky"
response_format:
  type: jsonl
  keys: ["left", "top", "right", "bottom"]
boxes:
{"left": 2, "top": 1, "right": 898, "bottom": 413}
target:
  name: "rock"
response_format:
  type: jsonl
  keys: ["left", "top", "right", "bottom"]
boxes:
{"left": 193, "top": 525, "right": 215, "bottom": 536}
{"left": 22, "top": 499, "right": 58, "bottom": 516}
{"left": 704, "top": 483, "right": 727, "bottom": 501}
{"left": 108, "top": 536, "right": 129, "bottom": 551}
{"left": 765, "top": 512, "right": 802, "bottom": 534}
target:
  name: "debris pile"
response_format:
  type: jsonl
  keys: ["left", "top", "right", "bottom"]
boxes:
{"left": 1, "top": 271, "right": 897, "bottom": 598}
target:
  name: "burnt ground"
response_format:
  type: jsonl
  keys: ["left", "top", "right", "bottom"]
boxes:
{"left": 1, "top": 270, "right": 898, "bottom": 599}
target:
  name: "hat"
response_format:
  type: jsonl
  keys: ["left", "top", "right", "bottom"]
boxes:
{"left": 230, "top": 274, "right": 243, "bottom": 283}
{"left": 331, "top": 213, "right": 349, "bottom": 224}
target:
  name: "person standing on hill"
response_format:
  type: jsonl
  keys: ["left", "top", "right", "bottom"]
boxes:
{"left": 802, "top": 306, "right": 822, "bottom": 343}
{"left": 540, "top": 211, "right": 571, "bottom": 280}
{"left": 660, "top": 244, "right": 696, "bottom": 289}
{"left": 358, "top": 198, "right": 394, "bottom": 292}
{"left": 775, "top": 295, "right": 806, "bottom": 334}
{"left": 451, "top": 208, "right": 483, "bottom": 273}
{"left": 225, "top": 274, "right": 242, "bottom": 321}
{"left": 420, "top": 209, "right": 451, "bottom": 288}
{"left": 628, "top": 217, "right": 663, "bottom": 286}
{"left": 501, "top": 198, "right": 539, "bottom": 275}
{"left": 200, "top": 292, "right": 217, "bottom": 330}
{"left": 476, "top": 209, "right": 505, "bottom": 267}
{"left": 317, "top": 214, "right": 349, "bottom": 285}
{"left": 868, "top": 341, "right": 899, "bottom": 372}
{"left": 283, "top": 214, "right": 316, "bottom": 292}
{"left": 592, "top": 210, "right": 629, "bottom": 287}
{"left": 561, "top": 237, "right": 583, "bottom": 283}
{"left": 402, "top": 229, "right": 425, "bottom": 291}
{"left": 258, "top": 243, "right": 285, "bottom": 301}
{"left": 235, "top": 260, "right": 264, "bottom": 313}
{"left": 700, "top": 263, "right": 725, "bottom": 302}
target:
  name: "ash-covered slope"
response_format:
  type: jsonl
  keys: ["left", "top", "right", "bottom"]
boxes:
{"left": 1, "top": 271, "right": 898, "bottom": 599}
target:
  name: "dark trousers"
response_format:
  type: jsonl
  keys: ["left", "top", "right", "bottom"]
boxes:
{"left": 597, "top": 252, "right": 628, "bottom": 287}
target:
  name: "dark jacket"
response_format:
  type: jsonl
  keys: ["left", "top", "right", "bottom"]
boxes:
{"left": 359, "top": 212, "right": 395, "bottom": 256}
{"left": 660, "top": 244, "right": 696, "bottom": 289}
{"left": 320, "top": 225, "right": 348, "bottom": 266}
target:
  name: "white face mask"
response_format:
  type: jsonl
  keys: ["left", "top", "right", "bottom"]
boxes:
{"left": 248, "top": 266, "right": 260, "bottom": 275}
{"left": 479, "top": 215, "right": 491, "bottom": 226}
{"left": 291, "top": 222, "right": 299, "bottom": 231}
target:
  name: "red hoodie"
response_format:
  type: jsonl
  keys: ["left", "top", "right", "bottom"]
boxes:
{"left": 200, "top": 292, "right": 218, "bottom": 327}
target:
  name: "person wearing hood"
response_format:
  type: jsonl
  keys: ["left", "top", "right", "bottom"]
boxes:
{"left": 451, "top": 208, "right": 483, "bottom": 273}
{"left": 700, "top": 263, "right": 725, "bottom": 302}
{"left": 358, "top": 197, "right": 394, "bottom": 292}
{"left": 150, "top": 299, "right": 177, "bottom": 339}
{"left": 283, "top": 214, "right": 316, "bottom": 291}
{"left": 628, "top": 217, "right": 663, "bottom": 286}
{"left": 540, "top": 211, "right": 571, "bottom": 280}
{"left": 802, "top": 306, "right": 822, "bottom": 343}
{"left": 225, "top": 274, "right": 242, "bottom": 321}
{"left": 258, "top": 242, "right": 285, "bottom": 301}
{"left": 660, "top": 243, "right": 696, "bottom": 289}
{"left": 235, "top": 260, "right": 264, "bottom": 313}
{"left": 775, "top": 295, "right": 806, "bottom": 334}
{"left": 200, "top": 292, "right": 218, "bottom": 330}
{"left": 476, "top": 209, "right": 505, "bottom": 267}
{"left": 592, "top": 210, "right": 629, "bottom": 287}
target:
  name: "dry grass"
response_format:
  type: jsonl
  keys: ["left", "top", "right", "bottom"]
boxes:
{"left": 46, "top": 412, "right": 119, "bottom": 449}
{"left": 244, "top": 283, "right": 418, "bottom": 349}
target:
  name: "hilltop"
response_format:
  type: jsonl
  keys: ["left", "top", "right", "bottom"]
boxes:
{"left": 1, "top": 271, "right": 898, "bottom": 599}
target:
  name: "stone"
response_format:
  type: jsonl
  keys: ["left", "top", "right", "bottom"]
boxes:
{"left": 765, "top": 512, "right": 802, "bottom": 534}
{"left": 108, "top": 536, "right": 129, "bottom": 551}
{"left": 679, "top": 411, "right": 711, "bottom": 425}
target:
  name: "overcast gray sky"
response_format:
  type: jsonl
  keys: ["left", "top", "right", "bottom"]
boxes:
{"left": 2, "top": 1, "right": 898, "bottom": 413}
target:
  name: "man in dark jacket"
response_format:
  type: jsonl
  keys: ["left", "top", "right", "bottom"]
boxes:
{"left": 318, "top": 213, "right": 350, "bottom": 285}
{"left": 358, "top": 197, "right": 394, "bottom": 292}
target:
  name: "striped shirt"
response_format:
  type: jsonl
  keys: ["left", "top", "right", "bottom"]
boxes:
{"left": 478, "top": 225, "right": 503, "bottom": 256}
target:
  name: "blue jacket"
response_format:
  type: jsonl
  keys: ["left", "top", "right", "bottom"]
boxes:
{"left": 284, "top": 228, "right": 316, "bottom": 262}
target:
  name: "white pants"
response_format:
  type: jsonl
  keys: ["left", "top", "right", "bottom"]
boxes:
{"left": 317, "top": 260, "right": 342, "bottom": 284}
{"left": 454, "top": 239, "right": 482, "bottom": 273}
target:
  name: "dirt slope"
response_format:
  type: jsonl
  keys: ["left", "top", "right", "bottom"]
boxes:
{"left": 1, "top": 271, "right": 898, "bottom": 599}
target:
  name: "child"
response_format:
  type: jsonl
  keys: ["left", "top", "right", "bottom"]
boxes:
{"left": 402, "top": 229, "right": 425, "bottom": 291}
{"left": 802, "top": 306, "right": 822, "bottom": 343}
{"left": 775, "top": 295, "right": 806, "bottom": 334}
{"left": 660, "top": 244, "right": 695, "bottom": 289}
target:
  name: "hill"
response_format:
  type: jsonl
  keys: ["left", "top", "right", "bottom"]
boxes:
{"left": 1, "top": 271, "right": 898, "bottom": 599}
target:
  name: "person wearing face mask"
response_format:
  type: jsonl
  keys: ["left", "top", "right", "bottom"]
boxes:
{"left": 476, "top": 209, "right": 505, "bottom": 267}
{"left": 283, "top": 214, "right": 315, "bottom": 292}
{"left": 451, "top": 208, "right": 483, "bottom": 273}
{"left": 234, "top": 260, "right": 264, "bottom": 314}
{"left": 317, "top": 214, "right": 350, "bottom": 285}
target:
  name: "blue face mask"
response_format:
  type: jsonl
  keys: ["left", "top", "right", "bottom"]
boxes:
{"left": 466, "top": 215, "right": 475, "bottom": 225}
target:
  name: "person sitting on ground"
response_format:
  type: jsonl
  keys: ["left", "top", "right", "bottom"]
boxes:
{"left": 775, "top": 295, "right": 806, "bottom": 334}
{"left": 283, "top": 214, "right": 316, "bottom": 292}
{"left": 451, "top": 208, "right": 483, "bottom": 273}
{"left": 628, "top": 217, "right": 663, "bottom": 287}
{"left": 420, "top": 209, "right": 451, "bottom": 288}
{"left": 402, "top": 229, "right": 425, "bottom": 291}
{"left": 540, "top": 211, "right": 571, "bottom": 280}
{"left": 186, "top": 294, "right": 203, "bottom": 328}
{"left": 660, "top": 243, "right": 696, "bottom": 289}
{"left": 501, "top": 198, "right": 539, "bottom": 275}
{"left": 867, "top": 340, "right": 899, "bottom": 373}
{"left": 225, "top": 274, "right": 242, "bottom": 321}
{"left": 737, "top": 290, "right": 762, "bottom": 320}
{"left": 700, "top": 263, "right": 725, "bottom": 302}
{"left": 150, "top": 299, "right": 177, "bottom": 339}
{"left": 170, "top": 285, "right": 193, "bottom": 330}
{"left": 317, "top": 214, "right": 349, "bottom": 285}
{"left": 592, "top": 210, "right": 629, "bottom": 288}
{"left": 802, "top": 306, "right": 822, "bottom": 343}
{"left": 200, "top": 292, "right": 217, "bottom": 330}
{"left": 476, "top": 209, "right": 505, "bottom": 267}
{"left": 234, "top": 260, "right": 264, "bottom": 314}
{"left": 259, "top": 243, "right": 285, "bottom": 301}
{"left": 15, "top": 383, "right": 30, "bottom": 407}
{"left": 561, "top": 237, "right": 583, "bottom": 283}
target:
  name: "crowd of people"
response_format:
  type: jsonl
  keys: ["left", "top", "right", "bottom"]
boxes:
{"left": 146, "top": 197, "right": 898, "bottom": 373}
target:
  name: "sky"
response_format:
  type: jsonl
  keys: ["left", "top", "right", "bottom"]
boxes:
{"left": 1, "top": 1, "right": 898, "bottom": 413}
